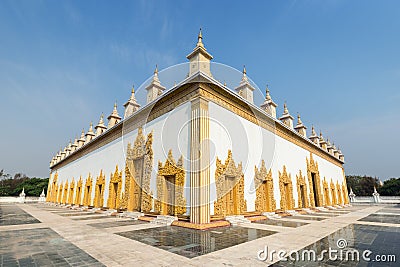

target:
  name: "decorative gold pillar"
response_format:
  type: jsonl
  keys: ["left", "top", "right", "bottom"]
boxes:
{"left": 190, "top": 97, "right": 210, "bottom": 224}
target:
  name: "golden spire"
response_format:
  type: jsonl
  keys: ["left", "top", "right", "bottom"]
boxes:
{"left": 131, "top": 84, "right": 135, "bottom": 94}
{"left": 283, "top": 102, "right": 288, "bottom": 114}
{"left": 196, "top": 28, "right": 204, "bottom": 48}
{"left": 243, "top": 65, "right": 247, "bottom": 75}
{"left": 154, "top": 64, "right": 158, "bottom": 75}
{"left": 297, "top": 113, "right": 303, "bottom": 125}
{"left": 265, "top": 85, "right": 271, "bottom": 100}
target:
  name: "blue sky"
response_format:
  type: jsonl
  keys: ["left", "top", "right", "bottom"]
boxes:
{"left": 0, "top": 0, "right": 399, "bottom": 180}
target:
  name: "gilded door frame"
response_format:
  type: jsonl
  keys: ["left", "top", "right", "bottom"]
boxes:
{"left": 155, "top": 150, "right": 186, "bottom": 216}
{"left": 254, "top": 160, "right": 276, "bottom": 212}
{"left": 307, "top": 153, "right": 323, "bottom": 207}
{"left": 107, "top": 166, "right": 122, "bottom": 209}
{"left": 296, "top": 170, "right": 309, "bottom": 208}
{"left": 214, "top": 150, "right": 247, "bottom": 216}
{"left": 279, "top": 166, "right": 295, "bottom": 210}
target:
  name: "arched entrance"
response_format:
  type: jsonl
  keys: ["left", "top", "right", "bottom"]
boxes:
{"left": 62, "top": 181, "right": 68, "bottom": 204}
{"left": 330, "top": 180, "right": 337, "bottom": 205}
{"left": 83, "top": 174, "right": 93, "bottom": 206}
{"left": 122, "top": 128, "right": 153, "bottom": 212}
{"left": 94, "top": 171, "right": 105, "bottom": 208}
{"left": 296, "top": 170, "right": 309, "bottom": 208}
{"left": 307, "top": 153, "right": 323, "bottom": 207}
{"left": 323, "top": 178, "right": 331, "bottom": 206}
{"left": 214, "top": 150, "right": 247, "bottom": 216}
{"left": 68, "top": 178, "right": 75, "bottom": 205}
{"left": 75, "top": 177, "right": 83, "bottom": 206}
{"left": 155, "top": 150, "right": 186, "bottom": 216}
{"left": 279, "top": 166, "right": 295, "bottom": 210}
{"left": 254, "top": 160, "right": 276, "bottom": 212}
{"left": 107, "top": 166, "right": 122, "bottom": 209}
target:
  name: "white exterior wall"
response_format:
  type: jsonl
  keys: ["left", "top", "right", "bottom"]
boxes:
{"left": 208, "top": 102, "right": 344, "bottom": 214}
{"left": 51, "top": 102, "right": 191, "bottom": 211}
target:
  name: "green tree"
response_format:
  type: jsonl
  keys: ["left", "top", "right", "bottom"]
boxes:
{"left": 379, "top": 178, "right": 400, "bottom": 196}
{"left": 346, "top": 175, "right": 380, "bottom": 196}
{"left": 0, "top": 170, "right": 48, "bottom": 196}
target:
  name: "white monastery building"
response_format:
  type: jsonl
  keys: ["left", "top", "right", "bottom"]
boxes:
{"left": 47, "top": 31, "right": 349, "bottom": 227}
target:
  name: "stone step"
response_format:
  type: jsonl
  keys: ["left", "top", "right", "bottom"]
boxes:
{"left": 150, "top": 215, "right": 178, "bottom": 226}
{"left": 225, "top": 215, "right": 251, "bottom": 226}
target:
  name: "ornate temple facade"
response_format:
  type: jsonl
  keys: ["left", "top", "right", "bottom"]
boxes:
{"left": 47, "top": 31, "right": 349, "bottom": 226}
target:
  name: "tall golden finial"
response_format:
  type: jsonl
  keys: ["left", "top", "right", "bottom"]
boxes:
{"left": 196, "top": 28, "right": 204, "bottom": 47}
{"left": 154, "top": 64, "right": 158, "bottom": 75}
{"left": 283, "top": 101, "right": 288, "bottom": 114}
{"left": 243, "top": 65, "right": 247, "bottom": 75}
{"left": 131, "top": 84, "right": 135, "bottom": 94}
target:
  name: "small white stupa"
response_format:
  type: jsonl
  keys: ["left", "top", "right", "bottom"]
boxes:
{"left": 39, "top": 189, "right": 46, "bottom": 202}
{"left": 19, "top": 187, "right": 26, "bottom": 203}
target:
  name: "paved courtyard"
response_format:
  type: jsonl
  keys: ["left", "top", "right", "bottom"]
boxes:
{"left": 0, "top": 203, "right": 398, "bottom": 266}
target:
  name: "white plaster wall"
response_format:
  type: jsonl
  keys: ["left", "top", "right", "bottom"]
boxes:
{"left": 52, "top": 102, "right": 191, "bottom": 210}
{"left": 209, "top": 102, "right": 345, "bottom": 213}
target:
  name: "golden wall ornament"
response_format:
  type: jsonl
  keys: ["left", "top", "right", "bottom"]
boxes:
{"left": 68, "top": 178, "right": 75, "bottom": 205}
{"left": 341, "top": 169, "right": 350, "bottom": 204}
{"left": 278, "top": 165, "right": 295, "bottom": 210}
{"left": 83, "top": 174, "right": 93, "bottom": 206}
{"left": 342, "top": 182, "right": 348, "bottom": 204}
{"left": 62, "top": 181, "right": 68, "bottom": 204}
{"left": 74, "top": 176, "right": 83, "bottom": 206}
{"left": 57, "top": 183, "right": 63, "bottom": 203}
{"left": 154, "top": 150, "right": 187, "bottom": 215}
{"left": 107, "top": 165, "right": 123, "bottom": 209}
{"left": 336, "top": 181, "right": 343, "bottom": 205}
{"left": 122, "top": 127, "right": 154, "bottom": 212}
{"left": 306, "top": 153, "right": 323, "bottom": 207}
{"left": 214, "top": 150, "right": 247, "bottom": 216}
{"left": 94, "top": 170, "right": 105, "bottom": 208}
{"left": 49, "top": 172, "right": 58, "bottom": 202}
{"left": 330, "top": 179, "right": 337, "bottom": 205}
{"left": 322, "top": 177, "right": 330, "bottom": 206}
{"left": 296, "top": 170, "right": 309, "bottom": 208}
{"left": 254, "top": 160, "right": 276, "bottom": 212}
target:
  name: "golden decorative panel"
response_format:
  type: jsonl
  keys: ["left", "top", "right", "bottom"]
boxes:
{"left": 342, "top": 169, "right": 350, "bottom": 204}
{"left": 74, "top": 176, "right": 83, "bottom": 206}
{"left": 306, "top": 153, "right": 323, "bottom": 207}
{"left": 62, "top": 181, "right": 68, "bottom": 204}
{"left": 342, "top": 183, "right": 348, "bottom": 204}
{"left": 336, "top": 181, "right": 343, "bottom": 205}
{"left": 57, "top": 183, "right": 62, "bottom": 203}
{"left": 154, "top": 150, "right": 187, "bottom": 216}
{"left": 254, "top": 160, "right": 276, "bottom": 212}
{"left": 296, "top": 170, "right": 309, "bottom": 208}
{"left": 214, "top": 150, "right": 247, "bottom": 216}
{"left": 48, "top": 172, "right": 58, "bottom": 202}
{"left": 279, "top": 166, "right": 295, "bottom": 210}
{"left": 94, "top": 170, "right": 105, "bottom": 208}
{"left": 83, "top": 174, "right": 93, "bottom": 206}
{"left": 322, "top": 178, "right": 330, "bottom": 206}
{"left": 68, "top": 178, "right": 75, "bottom": 204}
{"left": 330, "top": 179, "right": 337, "bottom": 205}
{"left": 107, "top": 165, "right": 123, "bottom": 209}
{"left": 122, "top": 127, "right": 153, "bottom": 212}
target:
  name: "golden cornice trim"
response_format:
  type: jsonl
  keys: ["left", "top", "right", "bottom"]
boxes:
{"left": 51, "top": 83, "right": 200, "bottom": 171}
{"left": 197, "top": 83, "right": 344, "bottom": 168}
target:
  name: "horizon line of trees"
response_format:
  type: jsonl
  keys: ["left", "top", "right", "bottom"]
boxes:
{"left": 0, "top": 169, "right": 48, "bottom": 197}
{"left": 346, "top": 175, "right": 400, "bottom": 196}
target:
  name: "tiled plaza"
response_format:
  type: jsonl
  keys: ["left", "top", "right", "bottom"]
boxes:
{"left": 0, "top": 203, "right": 398, "bottom": 266}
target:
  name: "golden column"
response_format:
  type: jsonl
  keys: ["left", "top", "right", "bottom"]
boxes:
{"left": 190, "top": 96, "right": 210, "bottom": 224}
